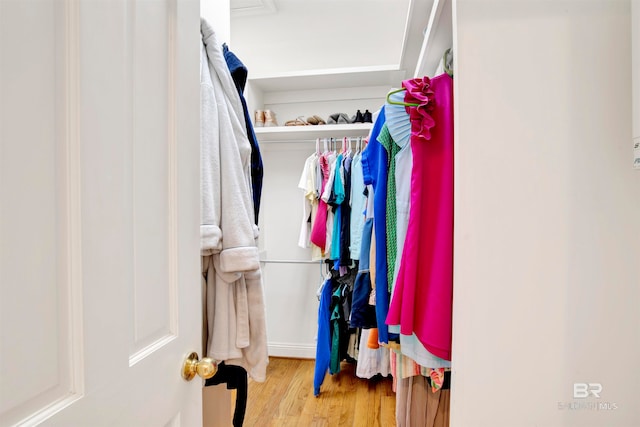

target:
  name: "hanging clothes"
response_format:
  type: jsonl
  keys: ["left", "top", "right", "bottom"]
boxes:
{"left": 329, "top": 153, "right": 345, "bottom": 261}
{"left": 356, "top": 327, "right": 391, "bottom": 379}
{"left": 221, "top": 43, "right": 263, "bottom": 225}
{"left": 350, "top": 218, "right": 377, "bottom": 329}
{"left": 378, "top": 125, "right": 401, "bottom": 293}
{"left": 322, "top": 150, "right": 338, "bottom": 257}
{"left": 352, "top": 197, "right": 391, "bottom": 379}
{"left": 339, "top": 153, "right": 353, "bottom": 267}
{"left": 310, "top": 152, "right": 331, "bottom": 252}
{"left": 387, "top": 74, "right": 454, "bottom": 361}
{"left": 329, "top": 283, "right": 344, "bottom": 374}
{"left": 386, "top": 90, "right": 451, "bottom": 369}
{"left": 349, "top": 149, "right": 366, "bottom": 260}
{"left": 297, "top": 152, "right": 323, "bottom": 260}
{"left": 314, "top": 277, "right": 333, "bottom": 396}
{"left": 200, "top": 18, "right": 268, "bottom": 381}
{"left": 360, "top": 108, "right": 395, "bottom": 345}
{"left": 395, "top": 373, "right": 451, "bottom": 427}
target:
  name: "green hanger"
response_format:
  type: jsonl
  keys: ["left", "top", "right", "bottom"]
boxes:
{"left": 386, "top": 88, "right": 420, "bottom": 107}
{"left": 443, "top": 48, "right": 453, "bottom": 78}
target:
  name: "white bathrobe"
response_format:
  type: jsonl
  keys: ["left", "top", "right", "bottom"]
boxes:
{"left": 200, "top": 18, "right": 268, "bottom": 382}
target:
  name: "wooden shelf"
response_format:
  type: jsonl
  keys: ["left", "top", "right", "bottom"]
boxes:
{"left": 255, "top": 123, "right": 373, "bottom": 142}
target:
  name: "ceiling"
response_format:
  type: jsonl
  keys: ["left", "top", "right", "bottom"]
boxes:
{"left": 230, "top": 0, "right": 277, "bottom": 17}
{"left": 229, "top": 0, "right": 426, "bottom": 78}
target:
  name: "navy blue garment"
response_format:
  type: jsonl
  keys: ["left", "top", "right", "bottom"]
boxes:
{"left": 350, "top": 218, "right": 377, "bottom": 328}
{"left": 314, "top": 278, "right": 333, "bottom": 396}
{"left": 339, "top": 155, "right": 352, "bottom": 267}
{"left": 222, "top": 44, "right": 263, "bottom": 224}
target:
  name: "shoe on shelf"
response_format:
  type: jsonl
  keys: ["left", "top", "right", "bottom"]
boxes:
{"left": 306, "top": 115, "right": 326, "bottom": 125}
{"left": 285, "top": 116, "right": 310, "bottom": 126}
{"left": 352, "top": 110, "right": 364, "bottom": 123}
{"left": 264, "top": 110, "right": 278, "bottom": 127}
{"left": 327, "top": 113, "right": 352, "bottom": 124}
{"left": 362, "top": 109, "right": 372, "bottom": 123}
{"left": 254, "top": 110, "right": 265, "bottom": 127}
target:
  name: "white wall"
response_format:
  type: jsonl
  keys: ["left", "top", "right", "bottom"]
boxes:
{"left": 451, "top": 1, "right": 639, "bottom": 426}
{"left": 201, "top": 0, "right": 230, "bottom": 42}
{"left": 633, "top": 1, "right": 639, "bottom": 143}
{"left": 262, "top": 86, "right": 387, "bottom": 126}
{"left": 258, "top": 143, "right": 325, "bottom": 358}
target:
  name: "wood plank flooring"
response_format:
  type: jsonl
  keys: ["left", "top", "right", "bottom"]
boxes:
{"left": 243, "top": 357, "right": 396, "bottom": 427}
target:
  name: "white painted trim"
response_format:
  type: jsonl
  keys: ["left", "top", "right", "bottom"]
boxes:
{"left": 633, "top": 0, "right": 640, "bottom": 140}
{"left": 250, "top": 65, "right": 405, "bottom": 92}
{"left": 268, "top": 342, "right": 316, "bottom": 359}
{"left": 14, "top": 394, "right": 84, "bottom": 427}
{"left": 129, "top": 334, "right": 178, "bottom": 366}
{"left": 252, "top": 64, "right": 400, "bottom": 81}
{"left": 398, "top": 0, "right": 436, "bottom": 72}
{"left": 414, "top": 0, "right": 453, "bottom": 78}
{"left": 167, "top": 0, "right": 179, "bottom": 340}
{"left": 398, "top": 0, "right": 416, "bottom": 65}
{"left": 255, "top": 123, "right": 372, "bottom": 142}
{"left": 64, "top": 0, "right": 85, "bottom": 400}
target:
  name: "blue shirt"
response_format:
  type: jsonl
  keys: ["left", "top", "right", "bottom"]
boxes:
{"left": 360, "top": 107, "right": 396, "bottom": 344}
{"left": 349, "top": 153, "right": 365, "bottom": 260}
{"left": 313, "top": 278, "right": 333, "bottom": 396}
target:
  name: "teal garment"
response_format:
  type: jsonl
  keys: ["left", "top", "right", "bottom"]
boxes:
{"left": 329, "top": 285, "right": 342, "bottom": 374}
{"left": 330, "top": 154, "right": 345, "bottom": 260}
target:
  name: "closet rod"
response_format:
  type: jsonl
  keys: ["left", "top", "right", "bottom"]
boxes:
{"left": 261, "top": 139, "right": 319, "bottom": 143}
{"left": 260, "top": 259, "right": 323, "bottom": 264}
{"left": 261, "top": 138, "right": 366, "bottom": 144}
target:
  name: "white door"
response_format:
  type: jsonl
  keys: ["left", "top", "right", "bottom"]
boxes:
{"left": 0, "top": 0, "right": 203, "bottom": 425}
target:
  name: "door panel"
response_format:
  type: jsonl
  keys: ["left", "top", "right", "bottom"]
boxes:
{"left": 0, "top": 0, "right": 202, "bottom": 425}
{"left": 0, "top": 1, "right": 82, "bottom": 424}
{"left": 130, "top": 0, "right": 175, "bottom": 363}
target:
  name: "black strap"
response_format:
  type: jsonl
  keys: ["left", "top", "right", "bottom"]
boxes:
{"left": 205, "top": 362, "right": 248, "bottom": 427}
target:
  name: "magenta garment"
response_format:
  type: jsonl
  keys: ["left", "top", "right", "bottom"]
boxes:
{"left": 310, "top": 154, "right": 330, "bottom": 251}
{"left": 386, "top": 74, "right": 454, "bottom": 361}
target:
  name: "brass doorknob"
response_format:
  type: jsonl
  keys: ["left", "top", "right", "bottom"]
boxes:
{"left": 182, "top": 351, "right": 217, "bottom": 381}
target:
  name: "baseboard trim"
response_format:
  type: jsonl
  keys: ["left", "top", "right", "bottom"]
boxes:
{"left": 268, "top": 342, "right": 316, "bottom": 359}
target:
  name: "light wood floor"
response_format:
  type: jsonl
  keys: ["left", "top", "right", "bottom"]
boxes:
{"left": 243, "top": 357, "right": 396, "bottom": 427}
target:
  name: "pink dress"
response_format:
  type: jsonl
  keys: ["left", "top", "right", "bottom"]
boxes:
{"left": 310, "top": 154, "right": 330, "bottom": 251}
{"left": 386, "top": 74, "right": 454, "bottom": 361}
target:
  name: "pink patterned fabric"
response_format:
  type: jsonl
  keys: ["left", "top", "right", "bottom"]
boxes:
{"left": 386, "top": 74, "right": 454, "bottom": 361}
{"left": 310, "top": 154, "right": 330, "bottom": 251}
{"left": 429, "top": 368, "right": 445, "bottom": 393}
